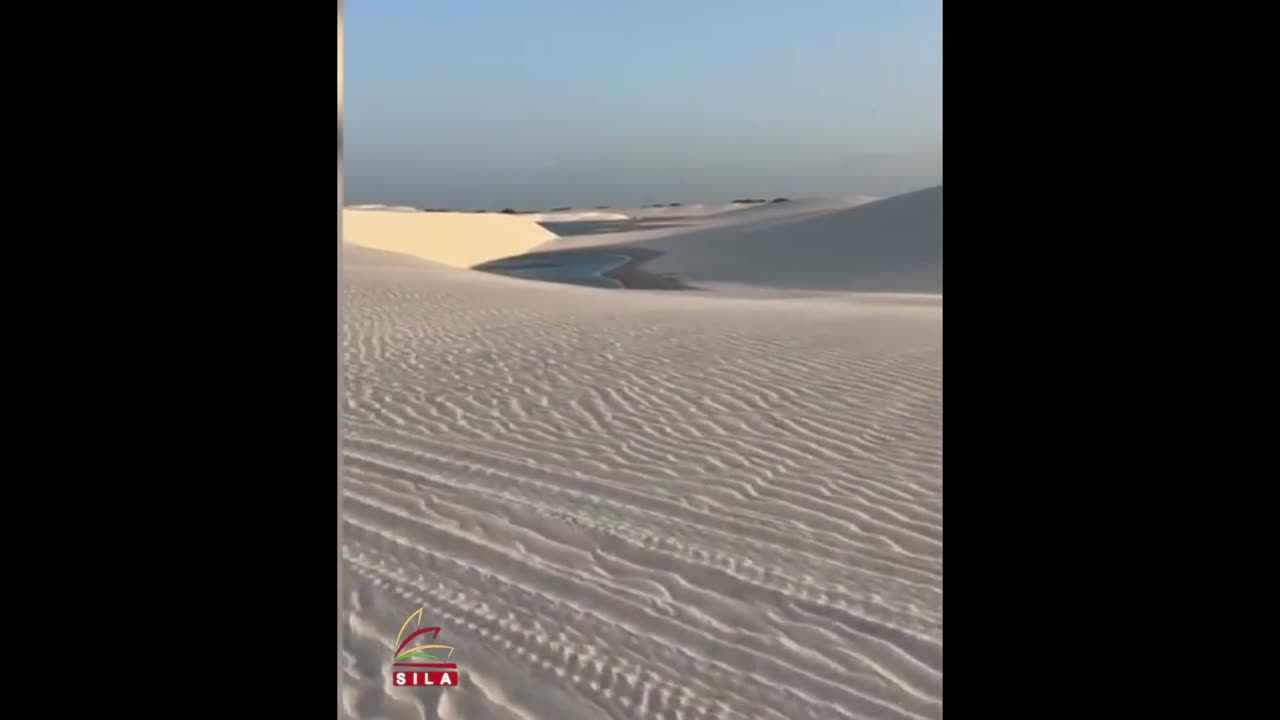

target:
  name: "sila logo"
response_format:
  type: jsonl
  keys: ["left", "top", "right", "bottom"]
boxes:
{"left": 391, "top": 608, "right": 460, "bottom": 688}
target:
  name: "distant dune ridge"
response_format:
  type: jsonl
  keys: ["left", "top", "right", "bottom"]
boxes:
{"left": 342, "top": 187, "right": 938, "bottom": 294}
{"left": 346, "top": 203, "right": 421, "bottom": 213}
{"left": 526, "top": 209, "right": 633, "bottom": 222}
{"left": 341, "top": 184, "right": 942, "bottom": 720}
{"left": 510, "top": 187, "right": 938, "bottom": 293}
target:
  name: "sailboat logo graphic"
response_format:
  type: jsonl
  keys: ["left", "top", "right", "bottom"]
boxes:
{"left": 390, "top": 608, "right": 460, "bottom": 687}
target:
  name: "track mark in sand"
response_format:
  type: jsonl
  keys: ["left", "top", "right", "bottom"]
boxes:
{"left": 345, "top": 532, "right": 925, "bottom": 720}
{"left": 342, "top": 435, "right": 942, "bottom": 594}
{"left": 343, "top": 267, "right": 941, "bottom": 719}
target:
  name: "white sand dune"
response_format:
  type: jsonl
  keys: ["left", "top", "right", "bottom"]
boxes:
{"left": 614, "top": 198, "right": 875, "bottom": 222}
{"left": 645, "top": 186, "right": 940, "bottom": 293}
{"left": 527, "top": 210, "right": 633, "bottom": 222}
{"left": 542, "top": 193, "right": 884, "bottom": 248}
{"left": 624, "top": 202, "right": 752, "bottom": 219}
{"left": 348, "top": 204, "right": 423, "bottom": 212}
{"left": 341, "top": 190, "right": 942, "bottom": 718}
{"left": 343, "top": 208, "right": 558, "bottom": 269}
{"left": 527, "top": 188, "right": 939, "bottom": 294}
{"left": 523, "top": 203, "right": 753, "bottom": 224}
{"left": 531, "top": 197, "right": 881, "bottom": 226}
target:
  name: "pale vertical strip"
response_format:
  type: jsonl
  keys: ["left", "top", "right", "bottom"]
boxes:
{"left": 337, "top": 1, "right": 346, "bottom": 718}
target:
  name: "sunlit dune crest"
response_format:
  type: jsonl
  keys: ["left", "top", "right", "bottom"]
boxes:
{"left": 342, "top": 208, "right": 557, "bottom": 269}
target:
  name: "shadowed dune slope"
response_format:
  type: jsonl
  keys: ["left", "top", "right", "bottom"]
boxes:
{"left": 510, "top": 187, "right": 940, "bottom": 294}
{"left": 622, "top": 186, "right": 941, "bottom": 293}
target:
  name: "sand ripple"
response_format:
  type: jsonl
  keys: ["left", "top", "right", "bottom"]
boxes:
{"left": 342, "top": 257, "right": 941, "bottom": 720}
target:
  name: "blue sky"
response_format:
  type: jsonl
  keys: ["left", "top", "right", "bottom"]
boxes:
{"left": 343, "top": 0, "right": 941, "bottom": 210}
